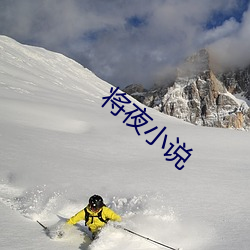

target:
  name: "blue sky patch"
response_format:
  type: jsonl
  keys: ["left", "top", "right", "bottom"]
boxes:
{"left": 206, "top": 0, "right": 249, "bottom": 29}
{"left": 126, "top": 15, "right": 148, "bottom": 28}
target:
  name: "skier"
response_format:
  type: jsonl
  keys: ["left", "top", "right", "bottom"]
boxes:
{"left": 66, "top": 194, "right": 121, "bottom": 239}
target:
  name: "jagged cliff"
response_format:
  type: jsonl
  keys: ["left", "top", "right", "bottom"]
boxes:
{"left": 123, "top": 49, "right": 250, "bottom": 130}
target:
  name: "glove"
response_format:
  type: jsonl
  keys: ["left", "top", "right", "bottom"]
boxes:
{"left": 56, "top": 230, "right": 64, "bottom": 238}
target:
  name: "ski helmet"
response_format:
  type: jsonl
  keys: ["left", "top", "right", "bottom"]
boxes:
{"left": 89, "top": 195, "right": 104, "bottom": 210}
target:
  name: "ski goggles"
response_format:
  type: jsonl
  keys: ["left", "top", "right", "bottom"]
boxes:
{"left": 89, "top": 204, "right": 101, "bottom": 212}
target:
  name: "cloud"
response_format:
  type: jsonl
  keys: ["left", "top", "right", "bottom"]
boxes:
{"left": 200, "top": 18, "right": 240, "bottom": 45}
{"left": 209, "top": 3, "right": 250, "bottom": 69}
{"left": 0, "top": 0, "right": 249, "bottom": 88}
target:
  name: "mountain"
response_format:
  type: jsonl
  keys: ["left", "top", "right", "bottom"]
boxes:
{"left": 0, "top": 36, "right": 250, "bottom": 250}
{"left": 124, "top": 49, "right": 250, "bottom": 130}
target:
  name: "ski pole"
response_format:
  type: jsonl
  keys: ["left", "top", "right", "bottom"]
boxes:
{"left": 37, "top": 220, "right": 48, "bottom": 231}
{"left": 122, "top": 227, "right": 180, "bottom": 250}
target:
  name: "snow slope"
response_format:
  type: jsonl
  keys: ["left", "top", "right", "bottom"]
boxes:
{"left": 0, "top": 35, "right": 249, "bottom": 250}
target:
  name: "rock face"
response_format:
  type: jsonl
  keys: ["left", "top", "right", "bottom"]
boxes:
{"left": 123, "top": 49, "right": 250, "bottom": 130}
{"left": 218, "top": 66, "right": 250, "bottom": 100}
{"left": 123, "top": 83, "right": 147, "bottom": 103}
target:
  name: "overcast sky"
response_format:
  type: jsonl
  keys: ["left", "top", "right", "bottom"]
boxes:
{"left": 0, "top": 0, "right": 249, "bottom": 88}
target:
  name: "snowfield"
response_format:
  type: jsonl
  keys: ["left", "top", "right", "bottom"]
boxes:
{"left": 0, "top": 36, "right": 249, "bottom": 250}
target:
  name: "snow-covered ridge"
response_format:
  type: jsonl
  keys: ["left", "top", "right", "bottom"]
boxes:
{"left": 0, "top": 35, "right": 113, "bottom": 134}
{"left": 0, "top": 35, "right": 111, "bottom": 98}
{"left": 0, "top": 36, "right": 250, "bottom": 250}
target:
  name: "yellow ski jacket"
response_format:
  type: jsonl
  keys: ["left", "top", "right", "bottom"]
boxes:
{"left": 67, "top": 206, "right": 121, "bottom": 233}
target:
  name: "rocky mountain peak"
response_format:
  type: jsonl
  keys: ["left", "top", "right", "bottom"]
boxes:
{"left": 177, "top": 48, "right": 210, "bottom": 78}
{"left": 123, "top": 49, "right": 250, "bottom": 130}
